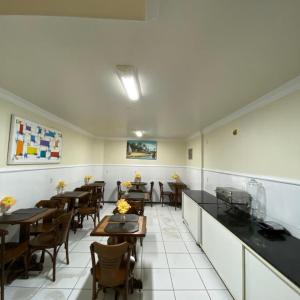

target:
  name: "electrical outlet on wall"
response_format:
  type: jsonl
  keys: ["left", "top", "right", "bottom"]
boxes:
{"left": 50, "top": 178, "right": 53, "bottom": 184}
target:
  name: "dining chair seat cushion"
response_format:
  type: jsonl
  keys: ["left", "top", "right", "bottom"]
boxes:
{"left": 4, "top": 241, "right": 28, "bottom": 263}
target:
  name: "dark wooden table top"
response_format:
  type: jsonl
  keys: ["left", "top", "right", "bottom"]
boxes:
{"left": 130, "top": 182, "right": 147, "bottom": 186}
{"left": 88, "top": 182, "right": 105, "bottom": 187}
{"left": 125, "top": 192, "right": 149, "bottom": 201}
{"left": 168, "top": 181, "right": 187, "bottom": 189}
{"left": 0, "top": 208, "right": 57, "bottom": 225}
{"left": 90, "top": 215, "right": 147, "bottom": 238}
{"left": 57, "top": 191, "right": 90, "bottom": 199}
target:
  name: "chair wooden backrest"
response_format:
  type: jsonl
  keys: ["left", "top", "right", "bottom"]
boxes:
{"left": 90, "top": 241, "right": 131, "bottom": 287}
{"left": 53, "top": 212, "right": 73, "bottom": 245}
{"left": 159, "top": 181, "right": 164, "bottom": 194}
{"left": 74, "top": 187, "right": 92, "bottom": 207}
{"left": 128, "top": 200, "right": 144, "bottom": 216}
{"left": 149, "top": 181, "right": 154, "bottom": 200}
{"left": 79, "top": 185, "right": 99, "bottom": 209}
{"left": 50, "top": 196, "right": 69, "bottom": 211}
{"left": 35, "top": 200, "right": 61, "bottom": 223}
{"left": 117, "top": 181, "right": 121, "bottom": 193}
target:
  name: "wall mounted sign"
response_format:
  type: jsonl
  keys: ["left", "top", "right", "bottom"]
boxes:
{"left": 7, "top": 115, "right": 63, "bottom": 164}
{"left": 126, "top": 140, "right": 157, "bottom": 160}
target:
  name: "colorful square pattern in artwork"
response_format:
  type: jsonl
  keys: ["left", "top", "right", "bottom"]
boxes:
{"left": 7, "top": 115, "right": 63, "bottom": 164}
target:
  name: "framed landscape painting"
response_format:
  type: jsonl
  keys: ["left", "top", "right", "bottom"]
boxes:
{"left": 7, "top": 115, "right": 63, "bottom": 164}
{"left": 126, "top": 140, "right": 157, "bottom": 160}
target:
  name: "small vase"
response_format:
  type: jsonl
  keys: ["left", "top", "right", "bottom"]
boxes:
{"left": 124, "top": 189, "right": 129, "bottom": 196}
{"left": 84, "top": 179, "right": 89, "bottom": 185}
{"left": 120, "top": 214, "right": 126, "bottom": 224}
{"left": 2, "top": 207, "right": 10, "bottom": 216}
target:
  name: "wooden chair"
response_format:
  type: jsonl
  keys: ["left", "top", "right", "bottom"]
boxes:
{"left": 29, "top": 212, "right": 73, "bottom": 281}
{"left": 30, "top": 200, "right": 62, "bottom": 236}
{"left": 94, "top": 181, "right": 105, "bottom": 206}
{"left": 117, "top": 181, "right": 125, "bottom": 200}
{"left": 112, "top": 200, "right": 144, "bottom": 216}
{"left": 1, "top": 228, "right": 28, "bottom": 300}
{"left": 90, "top": 241, "right": 135, "bottom": 300}
{"left": 74, "top": 187, "right": 99, "bottom": 228}
{"left": 159, "top": 182, "right": 174, "bottom": 207}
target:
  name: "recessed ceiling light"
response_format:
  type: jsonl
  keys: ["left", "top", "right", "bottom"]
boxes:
{"left": 135, "top": 131, "right": 143, "bottom": 138}
{"left": 116, "top": 65, "right": 141, "bottom": 101}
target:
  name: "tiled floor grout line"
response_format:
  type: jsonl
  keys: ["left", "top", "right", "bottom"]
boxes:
{"left": 158, "top": 205, "right": 177, "bottom": 300}
{"left": 170, "top": 206, "right": 213, "bottom": 300}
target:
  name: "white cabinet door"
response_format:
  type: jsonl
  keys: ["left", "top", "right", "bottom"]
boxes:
{"left": 245, "top": 249, "right": 300, "bottom": 300}
{"left": 202, "top": 210, "right": 243, "bottom": 300}
{"left": 182, "top": 194, "right": 201, "bottom": 244}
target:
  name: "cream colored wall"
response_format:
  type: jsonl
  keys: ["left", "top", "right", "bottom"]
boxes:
{"left": 204, "top": 90, "right": 300, "bottom": 180}
{"left": 103, "top": 139, "right": 186, "bottom": 166}
{"left": 0, "top": 98, "right": 104, "bottom": 167}
{"left": 186, "top": 135, "right": 202, "bottom": 168}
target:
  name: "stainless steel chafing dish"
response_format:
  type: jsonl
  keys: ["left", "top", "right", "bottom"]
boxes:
{"left": 216, "top": 187, "right": 252, "bottom": 210}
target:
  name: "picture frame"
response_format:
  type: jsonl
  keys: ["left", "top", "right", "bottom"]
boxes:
{"left": 7, "top": 115, "right": 63, "bottom": 165}
{"left": 126, "top": 140, "right": 157, "bottom": 160}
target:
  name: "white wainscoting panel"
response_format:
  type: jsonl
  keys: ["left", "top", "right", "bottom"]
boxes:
{"left": 203, "top": 169, "right": 300, "bottom": 239}
{"left": 185, "top": 167, "right": 202, "bottom": 190}
{"left": 0, "top": 165, "right": 103, "bottom": 210}
{"left": 0, "top": 164, "right": 104, "bottom": 240}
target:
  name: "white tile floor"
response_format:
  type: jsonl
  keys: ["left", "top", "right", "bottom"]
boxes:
{"left": 5, "top": 204, "right": 233, "bottom": 300}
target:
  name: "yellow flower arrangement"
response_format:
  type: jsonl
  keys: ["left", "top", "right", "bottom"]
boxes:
{"left": 121, "top": 181, "right": 132, "bottom": 188}
{"left": 171, "top": 173, "right": 180, "bottom": 181}
{"left": 134, "top": 171, "right": 142, "bottom": 182}
{"left": 57, "top": 180, "right": 66, "bottom": 189}
{"left": 0, "top": 196, "right": 16, "bottom": 208}
{"left": 84, "top": 175, "right": 92, "bottom": 184}
{"left": 117, "top": 199, "right": 131, "bottom": 214}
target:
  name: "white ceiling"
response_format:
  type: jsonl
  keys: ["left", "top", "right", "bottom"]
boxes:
{"left": 0, "top": 0, "right": 300, "bottom": 139}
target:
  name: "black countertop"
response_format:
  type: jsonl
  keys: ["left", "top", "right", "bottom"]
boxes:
{"left": 184, "top": 190, "right": 300, "bottom": 289}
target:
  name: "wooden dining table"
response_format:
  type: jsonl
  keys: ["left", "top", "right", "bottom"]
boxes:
{"left": 0, "top": 207, "right": 57, "bottom": 279}
{"left": 90, "top": 215, "right": 147, "bottom": 238}
{"left": 0, "top": 207, "right": 57, "bottom": 242}
{"left": 125, "top": 192, "right": 149, "bottom": 202}
{"left": 168, "top": 181, "right": 188, "bottom": 209}
{"left": 56, "top": 191, "right": 90, "bottom": 210}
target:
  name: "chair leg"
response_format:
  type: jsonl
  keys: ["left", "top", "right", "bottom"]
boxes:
{"left": 114, "top": 289, "right": 119, "bottom": 300}
{"left": 92, "top": 275, "right": 97, "bottom": 300}
{"left": 124, "top": 284, "right": 128, "bottom": 300}
{"left": 23, "top": 254, "right": 29, "bottom": 279}
{"left": 65, "top": 241, "right": 69, "bottom": 265}
{"left": 1, "top": 261, "right": 4, "bottom": 300}
{"left": 52, "top": 248, "right": 58, "bottom": 282}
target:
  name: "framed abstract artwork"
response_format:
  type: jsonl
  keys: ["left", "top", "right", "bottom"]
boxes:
{"left": 7, "top": 115, "right": 63, "bottom": 164}
{"left": 126, "top": 140, "right": 157, "bottom": 160}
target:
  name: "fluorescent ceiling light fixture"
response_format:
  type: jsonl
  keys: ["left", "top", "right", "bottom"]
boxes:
{"left": 135, "top": 130, "right": 143, "bottom": 138}
{"left": 116, "top": 65, "right": 141, "bottom": 101}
